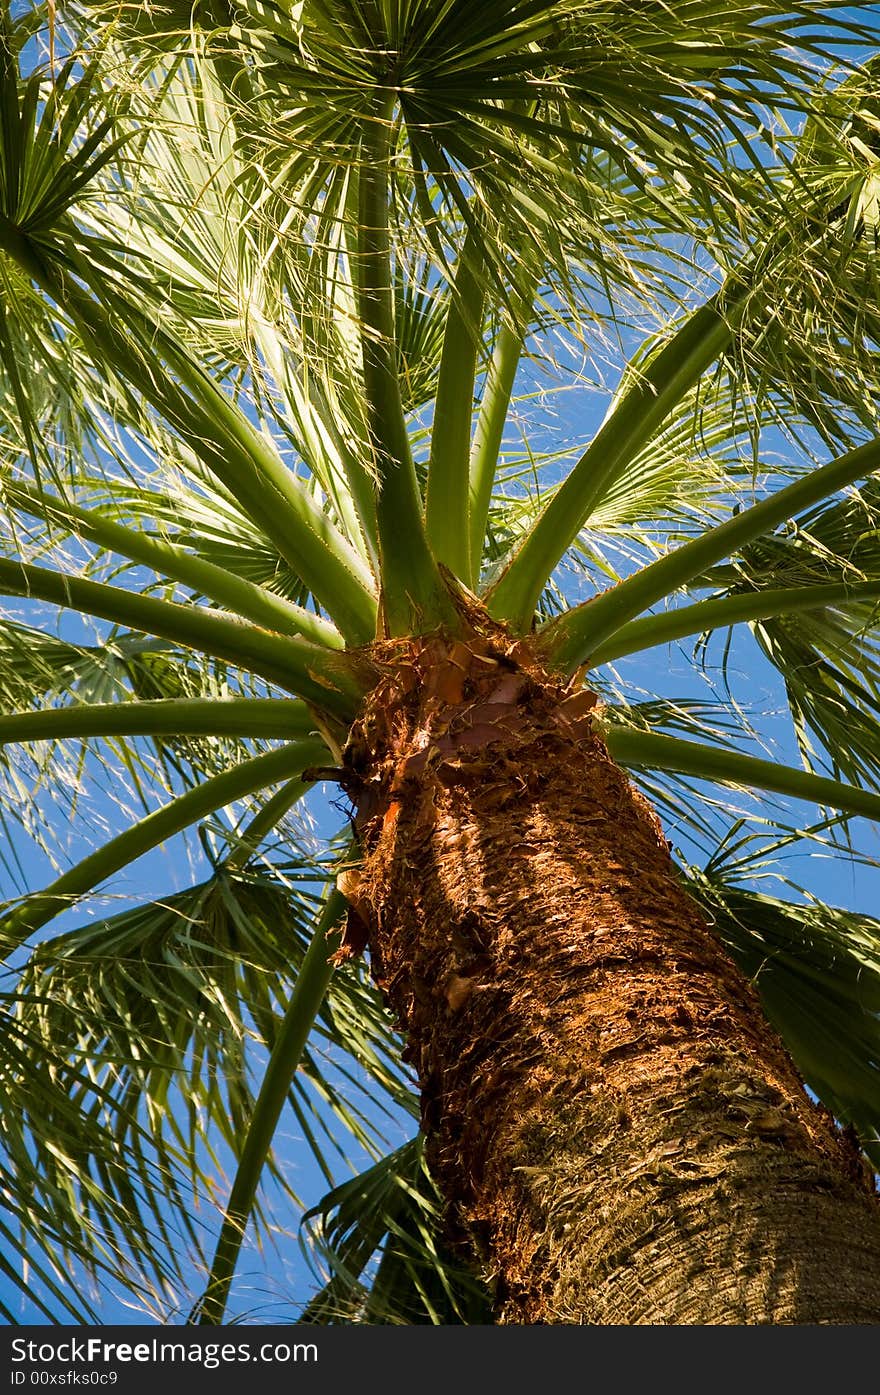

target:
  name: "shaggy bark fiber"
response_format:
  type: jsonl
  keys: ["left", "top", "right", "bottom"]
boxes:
{"left": 339, "top": 623, "right": 880, "bottom": 1324}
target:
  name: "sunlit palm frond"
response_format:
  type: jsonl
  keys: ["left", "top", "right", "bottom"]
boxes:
{"left": 170, "top": 0, "right": 866, "bottom": 326}
{"left": 1, "top": 843, "right": 415, "bottom": 1317}
{"left": 695, "top": 480, "right": 880, "bottom": 788}
{"left": 0, "top": 618, "right": 193, "bottom": 868}
{"left": 594, "top": 692, "right": 768, "bottom": 856}
{"left": 0, "top": 603, "right": 287, "bottom": 867}
{"left": 0, "top": 979, "right": 203, "bottom": 1316}
{"left": 726, "top": 57, "right": 880, "bottom": 451}
{"left": 71, "top": 465, "right": 318, "bottom": 611}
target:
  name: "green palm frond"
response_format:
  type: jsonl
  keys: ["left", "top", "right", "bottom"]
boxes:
{"left": 0, "top": 616, "right": 302, "bottom": 870}
{"left": 0, "top": 622, "right": 198, "bottom": 863}
{"left": 9, "top": 869, "right": 308, "bottom": 1164}
{"left": 299, "top": 1136, "right": 492, "bottom": 1325}
{"left": 2, "top": 848, "right": 416, "bottom": 1317}
{"left": 73, "top": 469, "right": 319, "bottom": 612}
{"left": 72, "top": 0, "right": 233, "bottom": 47}
{"left": 230, "top": 1, "right": 863, "bottom": 277}
{"left": 594, "top": 693, "right": 767, "bottom": 855}
{"left": 689, "top": 869, "right": 880, "bottom": 1169}
{"left": 0, "top": 26, "right": 127, "bottom": 241}
{"left": 0, "top": 975, "right": 205, "bottom": 1312}
{"left": 487, "top": 360, "right": 762, "bottom": 611}
{"left": 726, "top": 58, "right": 880, "bottom": 450}
{"left": 694, "top": 480, "right": 880, "bottom": 788}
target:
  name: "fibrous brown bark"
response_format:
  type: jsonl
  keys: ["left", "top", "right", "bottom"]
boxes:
{"left": 338, "top": 618, "right": 880, "bottom": 1324}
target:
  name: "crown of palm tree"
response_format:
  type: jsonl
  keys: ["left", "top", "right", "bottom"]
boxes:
{"left": 1, "top": 0, "right": 880, "bottom": 1322}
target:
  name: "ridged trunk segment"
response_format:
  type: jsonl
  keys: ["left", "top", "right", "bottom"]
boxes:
{"left": 339, "top": 622, "right": 880, "bottom": 1324}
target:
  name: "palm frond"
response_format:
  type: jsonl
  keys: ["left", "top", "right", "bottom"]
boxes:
{"left": 689, "top": 869, "right": 880, "bottom": 1169}
{"left": 298, "top": 1136, "right": 492, "bottom": 1325}
{"left": 1, "top": 843, "right": 415, "bottom": 1318}
{"left": 673, "top": 479, "right": 880, "bottom": 788}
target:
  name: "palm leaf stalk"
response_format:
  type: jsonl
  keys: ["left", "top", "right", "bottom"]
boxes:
{"left": 195, "top": 888, "right": 347, "bottom": 1325}
{"left": 542, "top": 436, "right": 880, "bottom": 672}
{"left": 3, "top": 0, "right": 880, "bottom": 1324}
{"left": 3, "top": 478, "right": 342, "bottom": 646}
{"left": 355, "top": 93, "right": 457, "bottom": 634}
{"left": 0, "top": 737, "right": 330, "bottom": 956}
{"left": 425, "top": 227, "right": 487, "bottom": 585}
{"left": 0, "top": 557, "right": 360, "bottom": 708}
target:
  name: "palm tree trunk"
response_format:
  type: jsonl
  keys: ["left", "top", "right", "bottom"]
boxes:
{"left": 340, "top": 618, "right": 880, "bottom": 1324}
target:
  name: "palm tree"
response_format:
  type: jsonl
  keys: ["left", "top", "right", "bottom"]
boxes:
{"left": 4, "top": 0, "right": 880, "bottom": 1324}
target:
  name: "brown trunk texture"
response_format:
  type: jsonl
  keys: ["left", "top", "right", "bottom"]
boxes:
{"left": 339, "top": 622, "right": 880, "bottom": 1324}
